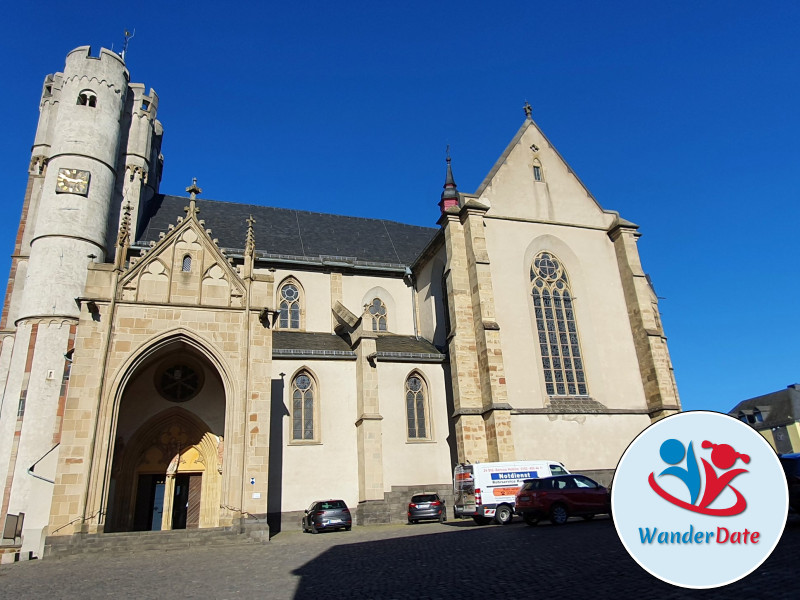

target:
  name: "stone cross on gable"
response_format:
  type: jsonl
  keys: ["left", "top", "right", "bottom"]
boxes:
{"left": 524, "top": 101, "right": 532, "bottom": 119}
{"left": 184, "top": 178, "right": 202, "bottom": 218}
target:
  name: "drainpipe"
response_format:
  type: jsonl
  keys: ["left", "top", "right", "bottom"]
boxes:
{"left": 404, "top": 267, "right": 418, "bottom": 339}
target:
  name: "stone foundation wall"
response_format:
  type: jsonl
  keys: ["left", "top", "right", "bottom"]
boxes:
{"left": 357, "top": 483, "right": 454, "bottom": 525}
{"left": 575, "top": 468, "right": 616, "bottom": 488}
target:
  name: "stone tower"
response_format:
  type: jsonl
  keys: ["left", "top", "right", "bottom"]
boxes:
{"left": 0, "top": 46, "right": 162, "bottom": 555}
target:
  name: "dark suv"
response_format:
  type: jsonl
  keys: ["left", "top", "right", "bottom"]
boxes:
{"left": 302, "top": 499, "right": 352, "bottom": 533}
{"left": 408, "top": 493, "right": 447, "bottom": 524}
{"left": 515, "top": 474, "right": 610, "bottom": 526}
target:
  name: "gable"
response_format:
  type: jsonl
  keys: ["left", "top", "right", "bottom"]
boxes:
{"left": 119, "top": 205, "right": 246, "bottom": 307}
{"left": 474, "top": 119, "right": 614, "bottom": 228}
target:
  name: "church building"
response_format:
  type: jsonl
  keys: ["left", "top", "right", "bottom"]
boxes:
{"left": 0, "top": 46, "right": 680, "bottom": 557}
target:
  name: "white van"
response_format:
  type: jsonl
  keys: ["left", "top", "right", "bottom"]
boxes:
{"left": 453, "top": 460, "right": 569, "bottom": 525}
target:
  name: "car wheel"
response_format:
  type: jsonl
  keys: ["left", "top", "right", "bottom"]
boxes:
{"left": 550, "top": 504, "right": 568, "bottom": 526}
{"left": 523, "top": 513, "right": 539, "bottom": 527}
{"left": 311, "top": 523, "right": 319, "bottom": 534}
{"left": 345, "top": 526, "right": 351, "bottom": 531}
{"left": 494, "top": 505, "right": 513, "bottom": 526}
{"left": 582, "top": 514, "right": 595, "bottom": 521}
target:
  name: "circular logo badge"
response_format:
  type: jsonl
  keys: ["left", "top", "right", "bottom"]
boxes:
{"left": 612, "top": 410, "right": 788, "bottom": 589}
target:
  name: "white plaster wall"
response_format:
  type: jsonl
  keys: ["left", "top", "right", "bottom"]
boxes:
{"left": 20, "top": 238, "right": 105, "bottom": 319}
{"left": 272, "top": 360, "right": 360, "bottom": 512}
{"left": 6, "top": 323, "right": 73, "bottom": 556}
{"left": 342, "top": 273, "right": 414, "bottom": 335}
{"left": 511, "top": 413, "right": 651, "bottom": 471}
{"left": 5, "top": 258, "right": 27, "bottom": 328}
{"left": 272, "top": 270, "right": 331, "bottom": 333}
{"left": 484, "top": 219, "right": 646, "bottom": 411}
{"left": 414, "top": 249, "right": 447, "bottom": 347}
{"left": 20, "top": 178, "right": 45, "bottom": 253}
{"left": 0, "top": 330, "right": 25, "bottom": 500}
{"left": 378, "top": 362, "right": 452, "bottom": 489}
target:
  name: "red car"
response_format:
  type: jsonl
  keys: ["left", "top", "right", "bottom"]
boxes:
{"left": 515, "top": 474, "right": 610, "bottom": 526}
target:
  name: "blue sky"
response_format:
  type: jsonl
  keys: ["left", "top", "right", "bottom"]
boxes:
{"left": 1, "top": 1, "right": 798, "bottom": 413}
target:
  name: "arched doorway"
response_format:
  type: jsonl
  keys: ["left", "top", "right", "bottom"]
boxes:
{"left": 104, "top": 340, "right": 226, "bottom": 532}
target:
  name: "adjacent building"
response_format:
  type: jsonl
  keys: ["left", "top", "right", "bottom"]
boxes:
{"left": 730, "top": 384, "right": 800, "bottom": 454}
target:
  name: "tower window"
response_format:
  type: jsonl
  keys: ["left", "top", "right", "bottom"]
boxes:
{"left": 182, "top": 255, "right": 192, "bottom": 272}
{"left": 77, "top": 90, "right": 97, "bottom": 107}
{"left": 531, "top": 252, "right": 588, "bottom": 396}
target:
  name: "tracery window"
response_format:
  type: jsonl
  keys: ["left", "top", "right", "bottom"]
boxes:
{"left": 279, "top": 281, "right": 302, "bottom": 329}
{"left": 369, "top": 297, "right": 387, "bottom": 331}
{"left": 531, "top": 252, "right": 588, "bottom": 396}
{"left": 406, "top": 373, "right": 429, "bottom": 439}
{"left": 291, "top": 371, "right": 316, "bottom": 441}
{"left": 182, "top": 254, "right": 192, "bottom": 272}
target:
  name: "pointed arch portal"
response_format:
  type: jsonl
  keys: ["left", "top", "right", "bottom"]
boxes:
{"left": 104, "top": 339, "right": 227, "bottom": 533}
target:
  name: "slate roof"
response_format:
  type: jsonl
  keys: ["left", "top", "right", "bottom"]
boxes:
{"left": 375, "top": 334, "right": 441, "bottom": 355}
{"left": 137, "top": 195, "right": 438, "bottom": 267}
{"left": 272, "top": 331, "right": 444, "bottom": 362}
{"left": 729, "top": 384, "right": 800, "bottom": 429}
{"left": 273, "top": 331, "right": 353, "bottom": 353}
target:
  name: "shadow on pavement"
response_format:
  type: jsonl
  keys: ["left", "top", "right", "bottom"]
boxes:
{"left": 292, "top": 516, "right": 800, "bottom": 599}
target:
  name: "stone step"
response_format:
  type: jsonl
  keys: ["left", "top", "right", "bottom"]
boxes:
{"left": 44, "top": 525, "right": 268, "bottom": 559}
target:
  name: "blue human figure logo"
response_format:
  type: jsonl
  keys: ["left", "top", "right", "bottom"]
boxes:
{"left": 658, "top": 438, "right": 701, "bottom": 505}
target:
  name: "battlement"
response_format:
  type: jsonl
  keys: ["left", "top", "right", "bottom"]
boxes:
{"left": 64, "top": 46, "right": 129, "bottom": 85}
{"left": 129, "top": 83, "right": 159, "bottom": 116}
{"left": 40, "top": 72, "right": 63, "bottom": 106}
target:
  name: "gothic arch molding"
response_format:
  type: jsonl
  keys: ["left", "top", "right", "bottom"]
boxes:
{"left": 86, "top": 328, "right": 236, "bottom": 533}
{"left": 107, "top": 407, "right": 222, "bottom": 532}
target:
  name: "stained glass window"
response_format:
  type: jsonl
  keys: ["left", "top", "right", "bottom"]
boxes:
{"left": 279, "top": 282, "right": 301, "bottom": 329}
{"left": 406, "top": 374, "right": 428, "bottom": 439}
{"left": 531, "top": 252, "right": 588, "bottom": 396}
{"left": 369, "top": 298, "right": 387, "bottom": 331}
{"left": 292, "top": 371, "right": 315, "bottom": 441}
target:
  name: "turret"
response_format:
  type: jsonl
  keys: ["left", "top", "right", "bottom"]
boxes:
{"left": 438, "top": 152, "right": 460, "bottom": 214}
{"left": 113, "top": 82, "right": 163, "bottom": 249}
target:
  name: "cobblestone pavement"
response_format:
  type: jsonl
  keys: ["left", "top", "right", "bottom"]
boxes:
{"left": 1, "top": 515, "right": 798, "bottom": 599}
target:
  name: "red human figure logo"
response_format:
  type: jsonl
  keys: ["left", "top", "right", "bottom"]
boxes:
{"left": 697, "top": 441, "right": 750, "bottom": 513}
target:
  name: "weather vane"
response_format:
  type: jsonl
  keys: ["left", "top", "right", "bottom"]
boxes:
{"left": 121, "top": 29, "right": 135, "bottom": 61}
